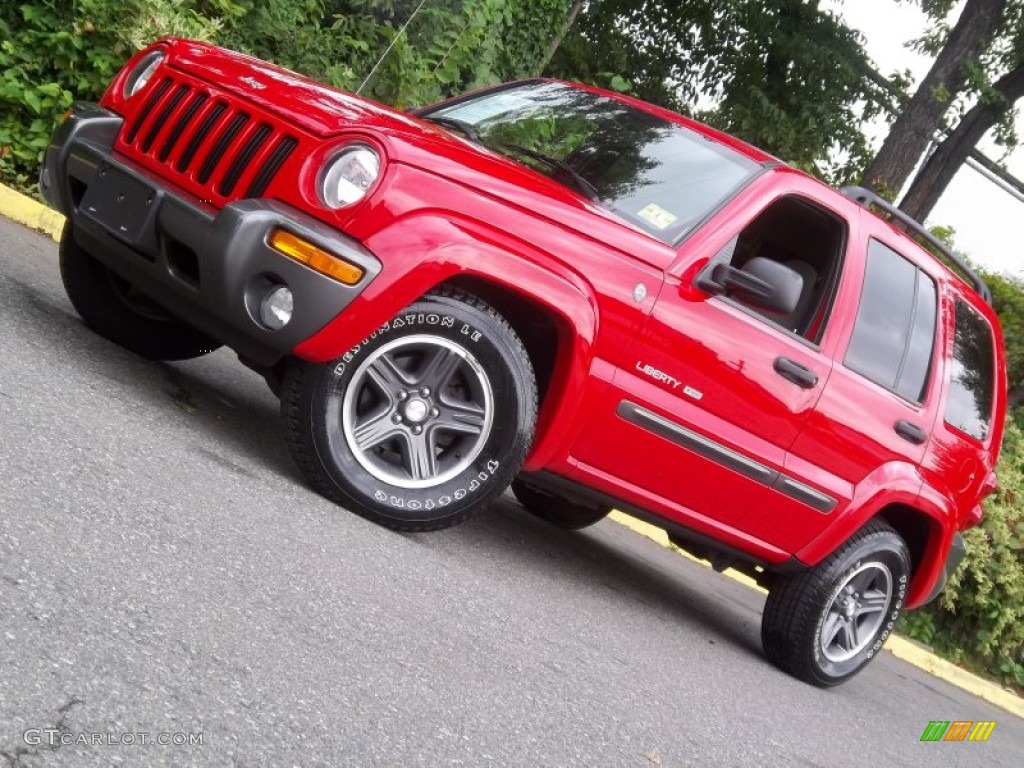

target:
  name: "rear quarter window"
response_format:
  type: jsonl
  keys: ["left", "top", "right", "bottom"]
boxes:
{"left": 944, "top": 299, "right": 996, "bottom": 441}
{"left": 844, "top": 240, "right": 937, "bottom": 402}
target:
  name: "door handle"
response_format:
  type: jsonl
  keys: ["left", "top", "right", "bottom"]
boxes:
{"left": 894, "top": 419, "right": 928, "bottom": 445}
{"left": 773, "top": 357, "right": 818, "bottom": 389}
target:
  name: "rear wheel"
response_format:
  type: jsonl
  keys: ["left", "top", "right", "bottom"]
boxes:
{"left": 59, "top": 223, "right": 220, "bottom": 360}
{"left": 282, "top": 288, "right": 537, "bottom": 531}
{"left": 511, "top": 479, "right": 610, "bottom": 530}
{"left": 761, "top": 520, "right": 910, "bottom": 686}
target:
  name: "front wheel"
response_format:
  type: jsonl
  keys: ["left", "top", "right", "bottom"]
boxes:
{"left": 282, "top": 288, "right": 537, "bottom": 531}
{"left": 761, "top": 520, "right": 910, "bottom": 687}
{"left": 59, "top": 223, "right": 220, "bottom": 360}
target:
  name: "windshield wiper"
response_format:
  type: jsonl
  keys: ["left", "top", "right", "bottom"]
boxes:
{"left": 421, "top": 115, "right": 484, "bottom": 143}
{"left": 499, "top": 143, "right": 600, "bottom": 201}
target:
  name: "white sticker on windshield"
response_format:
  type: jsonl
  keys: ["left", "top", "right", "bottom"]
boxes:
{"left": 637, "top": 203, "right": 678, "bottom": 230}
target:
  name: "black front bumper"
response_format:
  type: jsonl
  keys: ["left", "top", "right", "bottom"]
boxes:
{"left": 41, "top": 103, "right": 381, "bottom": 366}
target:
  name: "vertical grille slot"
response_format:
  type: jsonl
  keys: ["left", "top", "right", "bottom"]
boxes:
{"left": 158, "top": 92, "right": 209, "bottom": 162}
{"left": 176, "top": 101, "right": 227, "bottom": 173}
{"left": 218, "top": 123, "right": 272, "bottom": 196}
{"left": 141, "top": 83, "right": 190, "bottom": 154}
{"left": 125, "top": 78, "right": 172, "bottom": 145}
{"left": 196, "top": 112, "right": 250, "bottom": 185}
{"left": 245, "top": 136, "right": 298, "bottom": 198}
{"left": 117, "top": 72, "right": 304, "bottom": 204}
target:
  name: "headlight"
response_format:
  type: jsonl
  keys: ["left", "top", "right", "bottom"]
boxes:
{"left": 319, "top": 145, "right": 381, "bottom": 208}
{"left": 123, "top": 51, "right": 165, "bottom": 99}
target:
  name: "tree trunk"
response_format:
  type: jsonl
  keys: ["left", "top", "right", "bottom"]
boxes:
{"left": 535, "top": 0, "right": 585, "bottom": 77}
{"left": 861, "top": 0, "right": 1007, "bottom": 197}
{"left": 899, "top": 62, "right": 1024, "bottom": 221}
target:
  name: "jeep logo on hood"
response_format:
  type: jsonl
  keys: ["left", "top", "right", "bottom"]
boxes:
{"left": 239, "top": 75, "right": 266, "bottom": 90}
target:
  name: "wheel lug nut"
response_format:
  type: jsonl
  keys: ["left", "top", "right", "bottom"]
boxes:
{"left": 392, "top": 413, "right": 402, "bottom": 424}
{"left": 412, "top": 425, "right": 422, "bottom": 435}
{"left": 397, "top": 391, "right": 408, "bottom": 400}
{"left": 430, "top": 407, "right": 439, "bottom": 418}
{"left": 420, "top": 387, "right": 430, "bottom": 397}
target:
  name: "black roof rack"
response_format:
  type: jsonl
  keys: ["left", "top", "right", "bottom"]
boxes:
{"left": 840, "top": 185, "right": 992, "bottom": 305}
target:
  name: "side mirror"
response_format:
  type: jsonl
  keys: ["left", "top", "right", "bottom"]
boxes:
{"left": 707, "top": 256, "right": 803, "bottom": 315}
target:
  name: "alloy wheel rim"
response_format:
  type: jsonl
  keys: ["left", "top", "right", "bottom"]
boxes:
{"left": 820, "top": 562, "right": 893, "bottom": 663}
{"left": 341, "top": 334, "right": 494, "bottom": 489}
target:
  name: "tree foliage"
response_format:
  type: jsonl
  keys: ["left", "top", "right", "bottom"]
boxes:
{"left": 986, "top": 269, "right": 1024, "bottom": 409}
{"left": 0, "top": 0, "right": 576, "bottom": 191}
{"left": 547, "top": 0, "right": 896, "bottom": 184}
{"left": 901, "top": 416, "right": 1024, "bottom": 691}
{"left": 0, "top": 0, "right": 220, "bottom": 190}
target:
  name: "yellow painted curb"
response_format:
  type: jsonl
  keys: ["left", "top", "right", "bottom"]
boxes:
{"left": 1, "top": 179, "right": 1020, "bottom": 718}
{"left": 0, "top": 183, "right": 63, "bottom": 241}
{"left": 608, "top": 511, "right": 1024, "bottom": 718}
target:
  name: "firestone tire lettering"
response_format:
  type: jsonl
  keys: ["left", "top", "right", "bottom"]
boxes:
{"left": 761, "top": 519, "right": 912, "bottom": 687}
{"left": 282, "top": 288, "right": 537, "bottom": 532}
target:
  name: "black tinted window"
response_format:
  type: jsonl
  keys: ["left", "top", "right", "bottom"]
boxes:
{"left": 845, "top": 240, "right": 937, "bottom": 401}
{"left": 896, "top": 269, "right": 938, "bottom": 400}
{"left": 945, "top": 300, "right": 996, "bottom": 440}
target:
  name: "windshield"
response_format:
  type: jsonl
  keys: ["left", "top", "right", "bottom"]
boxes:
{"left": 422, "top": 81, "right": 762, "bottom": 244}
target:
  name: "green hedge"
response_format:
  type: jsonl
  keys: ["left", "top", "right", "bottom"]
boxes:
{"left": 0, "top": 0, "right": 221, "bottom": 191}
{"left": 900, "top": 415, "right": 1024, "bottom": 692}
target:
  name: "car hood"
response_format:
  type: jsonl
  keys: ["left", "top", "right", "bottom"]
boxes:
{"left": 166, "top": 39, "right": 430, "bottom": 138}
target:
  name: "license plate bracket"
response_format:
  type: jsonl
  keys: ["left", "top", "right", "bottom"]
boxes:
{"left": 80, "top": 162, "right": 156, "bottom": 244}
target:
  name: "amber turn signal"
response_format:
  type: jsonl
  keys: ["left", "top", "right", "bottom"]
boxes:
{"left": 268, "top": 229, "right": 364, "bottom": 285}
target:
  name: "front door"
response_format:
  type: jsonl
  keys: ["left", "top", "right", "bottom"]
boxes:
{"left": 571, "top": 189, "right": 850, "bottom": 543}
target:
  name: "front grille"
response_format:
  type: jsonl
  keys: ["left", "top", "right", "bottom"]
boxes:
{"left": 141, "top": 83, "right": 189, "bottom": 153}
{"left": 246, "top": 136, "right": 299, "bottom": 198}
{"left": 125, "top": 79, "right": 172, "bottom": 145}
{"left": 119, "top": 74, "right": 299, "bottom": 205}
{"left": 176, "top": 100, "right": 227, "bottom": 173}
{"left": 219, "top": 123, "right": 272, "bottom": 196}
{"left": 197, "top": 111, "right": 250, "bottom": 185}
{"left": 158, "top": 92, "right": 208, "bottom": 162}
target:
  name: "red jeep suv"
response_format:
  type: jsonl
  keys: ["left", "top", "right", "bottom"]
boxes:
{"left": 41, "top": 40, "right": 1007, "bottom": 686}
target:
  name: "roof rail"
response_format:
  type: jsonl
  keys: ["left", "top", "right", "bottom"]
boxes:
{"left": 840, "top": 185, "right": 992, "bottom": 305}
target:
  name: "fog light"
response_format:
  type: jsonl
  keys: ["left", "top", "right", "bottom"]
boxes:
{"left": 260, "top": 285, "right": 293, "bottom": 330}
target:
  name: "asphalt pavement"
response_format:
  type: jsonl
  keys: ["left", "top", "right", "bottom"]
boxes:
{"left": 1, "top": 216, "right": 1021, "bottom": 766}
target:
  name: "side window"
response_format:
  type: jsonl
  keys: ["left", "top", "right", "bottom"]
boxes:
{"left": 845, "top": 240, "right": 937, "bottom": 402}
{"left": 703, "top": 196, "right": 847, "bottom": 342}
{"left": 944, "top": 300, "right": 996, "bottom": 440}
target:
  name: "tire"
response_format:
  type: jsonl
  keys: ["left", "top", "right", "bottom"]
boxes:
{"left": 761, "top": 519, "right": 910, "bottom": 687}
{"left": 511, "top": 478, "right": 610, "bottom": 530}
{"left": 59, "top": 222, "right": 220, "bottom": 361}
{"left": 282, "top": 288, "right": 537, "bottom": 531}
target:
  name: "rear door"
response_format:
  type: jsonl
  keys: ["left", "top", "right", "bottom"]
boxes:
{"left": 744, "top": 233, "right": 944, "bottom": 552}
